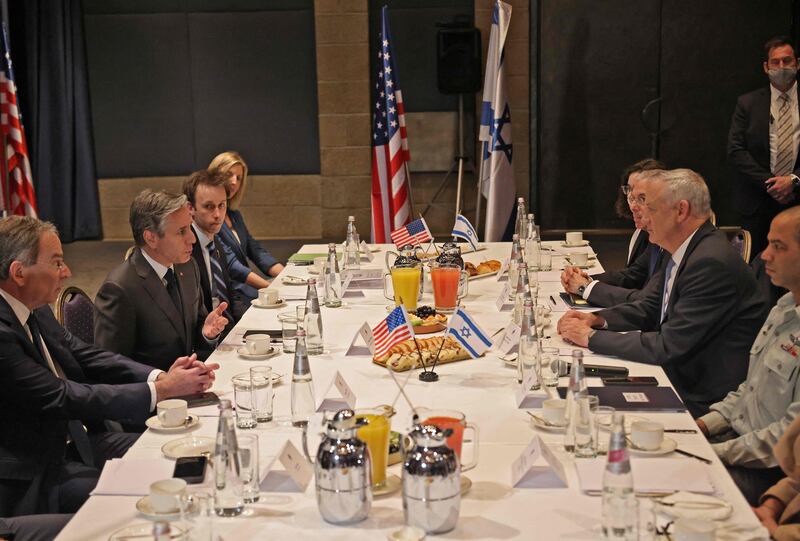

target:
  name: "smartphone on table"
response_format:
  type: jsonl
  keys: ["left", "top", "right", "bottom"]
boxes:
{"left": 173, "top": 455, "right": 208, "bottom": 484}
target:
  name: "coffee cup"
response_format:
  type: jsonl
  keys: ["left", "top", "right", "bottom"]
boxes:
{"left": 313, "top": 256, "right": 327, "bottom": 274}
{"left": 630, "top": 420, "right": 664, "bottom": 451}
{"left": 156, "top": 399, "right": 187, "bottom": 428}
{"left": 567, "top": 252, "right": 588, "bottom": 267}
{"left": 245, "top": 333, "right": 271, "bottom": 355}
{"left": 149, "top": 478, "right": 187, "bottom": 514}
{"left": 541, "top": 398, "right": 567, "bottom": 425}
{"left": 565, "top": 231, "right": 583, "bottom": 246}
{"left": 673, "top": 518, "right": 716, "bottom": 541}
{"left": 258, "top": 288, "right": 279, "bottom": 305}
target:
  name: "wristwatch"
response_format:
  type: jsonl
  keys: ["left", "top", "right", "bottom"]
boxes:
{"left": 577, "top": 279, "right": 593, "bottom": 297}
{"left": 792, "top": 174, "right": 800, "bottom": 190}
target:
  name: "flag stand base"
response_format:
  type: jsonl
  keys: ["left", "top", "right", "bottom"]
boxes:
{"left": 419, "top": 371, "right": 439, "bottom": 382}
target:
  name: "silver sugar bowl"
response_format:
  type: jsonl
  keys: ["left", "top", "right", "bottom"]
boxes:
{"left": 402, "top": 423, "right": 461, "bottom": 534}
{"left": 315, "top": 409, "right": 372, "bottom": 525}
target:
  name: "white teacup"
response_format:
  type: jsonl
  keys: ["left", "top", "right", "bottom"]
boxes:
{"left": 541, "top": 398, "right": 567, "bottom": 425}
{"left": 156, "top": 399, "right": 187, "bottom": 428}
{"left": 313, "top": 256, "right": 327, "bottom": 274}
{"left": 567, "top": 252, "right": 588, "bottom": 267}
{"left": 258, "top": 288, "right": 279, "bottom": 305}
{"left": 149, "top": 478, "right": 187, "bottom": 514}
{"left": 672, "top": 518, "right": 716, "bottom": 541}
{"left": 245, "top": 333, "right": 272, "bottom": 355}
{"left": 565, "top": 231, "right": 583, "bottom": 246}
{"left": 630, "top": 421, "right": 664, "bottom": 451}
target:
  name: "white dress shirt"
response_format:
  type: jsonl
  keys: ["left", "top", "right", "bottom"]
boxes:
{"left": 192, "top": 224, "right": 214, "bottom": 288}
{"left": 769, "top": 82, "right": 800, "bottom": 174}
{"left": 140, "top": 248, "right": 174, "bottom": 287}
{"left": 0, "top": 288, "right": 160, "bottom": 411}
{"left": 581, "top": 228, "right": 644, "bottom": 300}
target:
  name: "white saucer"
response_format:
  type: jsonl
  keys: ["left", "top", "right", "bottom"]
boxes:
{"left": 145, "top": 414, "right": 199, "bottom": 433}
{"left": 373, "top": 473, "right": 402, "bottom": 497}
{"left": 282, "top": 276, "right": 309, "bottom": 285}
{"left": 161, "top": 436, "right": 215, "bottom": 459}
{"left": 628, "top": 437, "right": 677, "bottom": 456}
{"left": 529, "top": 415, "right": 568, "bottom": 433}
{"left": 135, "top": 495, "right": 196, "bottom": 521}
{"left": 109, "top": 523, "right": 186, "bottom": 540}
{"left": 237, "top": 345, "right": 280, "bottom": 360}
{"left": 561, "top": 240, "right": 590, "bottom": 247}
{"left": 467, "top": 269, "right": 500, "bottom": 281}
{"left": 308, "top": 268, "right": 320, "bottom": 275}
{"left": 251, "top": 299, "right": 287, "bottom": 309}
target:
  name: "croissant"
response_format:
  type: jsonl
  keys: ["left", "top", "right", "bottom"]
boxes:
{"left": 373, "top": 336, "right": 473, "bottom": 372}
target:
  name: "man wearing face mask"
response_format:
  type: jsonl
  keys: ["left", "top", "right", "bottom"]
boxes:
{"left": 729, "top": 36, "right": 800, "bottom": 259}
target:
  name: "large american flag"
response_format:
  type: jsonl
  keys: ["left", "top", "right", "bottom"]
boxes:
{"left": 0, "top": 23, "right": 36, "bottom": 217}
{"left": 372, "top": 305, "right": 413, "bottom": 359}
{"left": 390, "top": 217, "right": 432, "bottom": 248}
{"left": 370, "top": 6, "right": 411, "bottom": 244}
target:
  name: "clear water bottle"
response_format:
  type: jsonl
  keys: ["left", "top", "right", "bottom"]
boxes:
{"left": 213, "top": 399, "right": 244, "bottom": 517}
{"left": 518, "top": 297, "right": 540, "bottom": 389}
{"left": 524, "top": 213, "right": 541, "bottom": 271}
{"left": 602, "top": 412, "right": 637, "bottom": 540}
{"left": 344, "top": 215, "right": 361, "bottom": 270}
{"left": 323, "top": 242, "right": 342, "bottom": 308}
{"left": 508, "top": 234, "right": 523, "bottom": 299}
{"left": 514, "top": 197, "right": 527, "bottom": 239}
{"left": 512, "top": 261, "right": 530, "bottom": 326}
{"left": 304, "top": 278, "right": 324, "bottom": 354}
{"left": 291, "top": 329, "right": 316, "bottom": 427}
{"left": 564, "top": 349, "right": 587, "bottom": 453}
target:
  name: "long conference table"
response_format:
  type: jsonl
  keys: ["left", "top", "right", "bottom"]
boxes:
{"left": 56, "top": 242, "right": 768, "bottom": 540}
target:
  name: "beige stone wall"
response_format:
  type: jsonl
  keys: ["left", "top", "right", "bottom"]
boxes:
{"left": 97, "top": 1, "right": 529, "bottom": 241}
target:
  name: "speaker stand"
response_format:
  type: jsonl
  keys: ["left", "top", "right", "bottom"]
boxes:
{"left": 421, "top": 94, "right": 473, "bottom": 223}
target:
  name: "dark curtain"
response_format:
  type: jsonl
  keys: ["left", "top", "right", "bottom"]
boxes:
{"left": 9, "top": 0, "right": 101, "bottom": 241}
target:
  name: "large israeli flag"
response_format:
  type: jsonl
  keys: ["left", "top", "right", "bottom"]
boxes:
{"left": 478, "top": 1, "right": 515, "bottom": 242}
{"left": 446, "top": 307, "right": 493, "bottom": 359}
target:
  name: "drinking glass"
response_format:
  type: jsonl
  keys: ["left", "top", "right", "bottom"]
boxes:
{"left": 594, "top": 405, "right": 616, "bottom": 454}
{"left": 573, "top": 396, "right": 596, "bottom": 458}
{"left": 355, "top": 407, "right": 391, "bottom": 488}
{"left": 518, "top": 335, "right": 540, "bottom": 390}
{"left": 237, "top": 433, "right": 260, "bottom": 503}
{"left": 183, "top": 491, "right": 213, "bottom": 541}
{"left": 539, "top": 248, "right": 552, "bottom": 271}
{"left": 383, "top": 267, "right": 422, "bottom": 310}
{"left": 250, "top": 366, "right": 273, "bottom": 423}
{"left": 296, "top": 306, "right": 306, "bottom": 331}
{"left": 430, "top": 261, "right": 469, "bottom": 313}
{"left": 540, "top": 346, "right": 559, "bottom": 387}
{"left": 416, "top": 407, "right": 479, "bottom": 471}
{"left": 231, "top": 374, "right": 257, "bottom": 429}
{"left": 279, "top": 313, "right": 297, "bottom": 353}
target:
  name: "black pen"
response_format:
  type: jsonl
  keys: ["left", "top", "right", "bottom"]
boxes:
{"left": 549, "top": 295, "right": 557, "bottom": 306}
{"left": 674, "top": 448, "right": 712, "bottom": 464}
{"left": 664, "top": 429, "right": 698, "bottom": 434}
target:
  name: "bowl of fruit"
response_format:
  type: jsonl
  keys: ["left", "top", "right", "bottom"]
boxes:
{"left": 408, "top": 305, "right": 447, "bottom": 334}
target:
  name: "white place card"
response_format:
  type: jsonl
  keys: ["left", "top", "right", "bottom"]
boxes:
{"left": 496, "top": 258, "right": 510, "bottom": 281}
{"left": 515, "top": 370, "right": 547, "bottom": 408}
{"left": 496, "top": 282, "right": 512, "bottom": 311}
{"left": 316, "top": 370, "right": 357, "bottom": 412}
{"left": 360, "top": 241, "right": 375, "bottom": 262}
{"left": 511, "top": 436, "right": 567, "bottom": 489}
{"left": 260, "top": 440, "right": 313, "bottom": 493}
{"left": 345, "top": 268, "right": 384, "bottom": 281}
{"left": 497, "top": 322, "right": 520, "bottom": 355}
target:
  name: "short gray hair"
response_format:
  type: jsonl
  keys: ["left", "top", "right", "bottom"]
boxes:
{"left": 0, "top": 216, "right": 58, "bottom": 280}
{"left": 640, "top": 168, "right": 711, "bottom": 218}
{"left": 130, "top": 189, "right": 188, "bottom": 246}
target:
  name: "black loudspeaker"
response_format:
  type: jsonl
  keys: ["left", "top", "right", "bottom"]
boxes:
{"left": 437, "top": 27, "right": 482, "bottom": 95}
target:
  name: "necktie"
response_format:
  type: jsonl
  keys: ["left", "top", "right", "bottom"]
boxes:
{"left": 647, "top": 245, "right": 664, "bottom": 278}
{"left": 207, "top": 241, "right": 230, "bottom": 307}
{"left": 660, "top": 258, "right": 676, "bottom": 324}
{"left": 775, "top": 93, "right": 794, "bottom": 176}
{"left": 27, "top": 313, "right": 94, "bottom": 467}
{"left": 164, "top": 268, "right": 183, "bottom": 315}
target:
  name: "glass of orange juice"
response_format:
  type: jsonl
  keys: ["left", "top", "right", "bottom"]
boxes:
{"left": 355, "top": 407, "right": 391, "bottom": 488}
{"left": 383, "top": 266, "right": 421, "bottom": 311}
{"left": 416, "top": 407, "right": 479, "bottom": 471}
{"left": 431, "top": 262, "right": 469, "bottom": 313}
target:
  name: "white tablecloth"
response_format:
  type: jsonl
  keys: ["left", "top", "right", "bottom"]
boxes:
{"left": 55, "top": 242, "right": 768, "bottom": 540}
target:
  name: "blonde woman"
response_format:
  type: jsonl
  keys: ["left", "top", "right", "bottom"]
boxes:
{"left": 208, "top": 151, "right": 284, "bottom": 301}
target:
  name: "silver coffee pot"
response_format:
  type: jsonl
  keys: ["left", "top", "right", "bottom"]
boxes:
{"left": 314, "top": 409, "right": 372, "bottom": 525}
{"left": 402, "top": 423, "right": 461, "bottom": 534}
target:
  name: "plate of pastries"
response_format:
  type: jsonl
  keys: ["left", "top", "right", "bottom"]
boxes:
{"left": 373, "top": 335, "right": 475, "bottom": 371}
{"left": 464, "top": 259, "right": 501, "bottom": 280}
{"left": 408, "top": 305, "right": 447, "bottom": 334}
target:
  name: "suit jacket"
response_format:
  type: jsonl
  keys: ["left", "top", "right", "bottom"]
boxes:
{"left": 219, "top": 209, "right": 280, "bottom": 301}
{"left": 727, "top": 86, "right": 800, "bottom": 216}
{"left": 587, "top": 231, "right": 664, "bottom": 307}
{"left": 190, "top": 228, "right": 246, "bottom": 326}
{"left": 94, "top": 247, "right": 211, "bottom": 371}
{"left": 0, "top": 297, "right": 152, "bottom": 515}
{"left": 588, "top": 221, "right": 769, "bottom": 416}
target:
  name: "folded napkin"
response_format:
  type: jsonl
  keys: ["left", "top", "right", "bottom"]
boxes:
{"left": 91, "top": 458, "right": 174, "bottom": 496}
{"left": 576, "top": 457, "right": 715, "bottom": 494}
{"left": 287, "top": 253, "right": 327, "bottom": 263}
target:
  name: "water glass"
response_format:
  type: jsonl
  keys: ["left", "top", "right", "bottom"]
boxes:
{"left": 237, "top": 434, "right": 260, "bottom": 503}
{"left": 518, "top": 335, "right": 540, "bottom": 390}
{"left": 573, "top": 396, "right": 596, "bottom": 458}
{"left": 539, "top": 248, "right": 552, "bottom": 271}
{"left": 603, "top": 496, "right": 638, "bottom": 540}
{"left": 231, "top": 374, "right": 257, "bottom": 429}
{"left": 540, "top": 346, "right": 559, "bottom": 387}
{"left": 250, "top": 366, "right": 273, "bottom": 423}
{"left": 183, "top": 491, "right": 213, "bottom": 541}
{"left": 296, "top": 306, "right": 307, "bottom": 331}
{"left": 594, "top": 406, "right": 616, "bottom": 454}
{"left": 278, "top": 311, "right": 297, "bottom": 353}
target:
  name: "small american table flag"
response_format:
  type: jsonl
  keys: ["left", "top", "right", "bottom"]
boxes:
{"left": 390, "top": 217, "right": 432, "bottom": 249}
{"left": 372, "top": 305, "right": 413, "bottom": 359}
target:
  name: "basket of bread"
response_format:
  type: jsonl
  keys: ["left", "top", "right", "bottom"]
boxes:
{"left": 464, "top": 259, "right": 501, "bottom": 279}
{"left": 372, "top": 335, "right": 473, "bottom": 372}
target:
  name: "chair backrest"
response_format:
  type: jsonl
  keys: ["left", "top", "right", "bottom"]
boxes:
{"left": 55, "top": 286, "right": 95, "bottom": 344}
{"left": 709, "top": 210, "right": 717, "bottom": 226}
{"left": 729, "top": 229, "right": 752, "bottom": 263}
{"left": 124, "top": 245, "right": 136, "bottom": 261}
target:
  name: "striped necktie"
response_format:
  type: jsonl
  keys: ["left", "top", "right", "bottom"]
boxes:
{"left": 775, "top": 93, "right": 794, "bottom": 176}
{"left": 207, "top": 241, "right": 230, "bottom": 307}
{"left": 660, "top": 258, "right": 676, "bottom": 324}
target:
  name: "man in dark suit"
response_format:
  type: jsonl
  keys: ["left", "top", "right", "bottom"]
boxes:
{"left": 558, "top": 169, "right": 769, "bottom": 417}
{"left": 561, "top": 158, "right": 666, "bottom": 307}
{"left": 94, "top": 190, "right": 229, "bottom": 371}
{"left": 0, "top": 216, "right": 219, "bottom": 516}
{"left": 728, "top": 35, "right": 800, "bottom": 258}
{"left": 183, "top": 170, "right": 247, "bottom": 328}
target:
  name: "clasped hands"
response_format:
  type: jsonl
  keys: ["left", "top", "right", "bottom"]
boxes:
{"left": 766, "top": 175, "right": 797, "bottom": 205}
{"left": 556, "top": 310, "right": 605, "bottom": 348}
{"left": 561, "top": 266, "right": 591, "bottom": 295}
{"left": 155, "top": 353, "right": 220, "bottom": 401}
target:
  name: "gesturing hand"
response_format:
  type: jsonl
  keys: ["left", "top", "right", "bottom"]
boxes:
{"left": 560, "top": 267, "right": 591, "bottom": 295}
{"left": 203, "top": 301, "right": 229, "bottom": 339}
